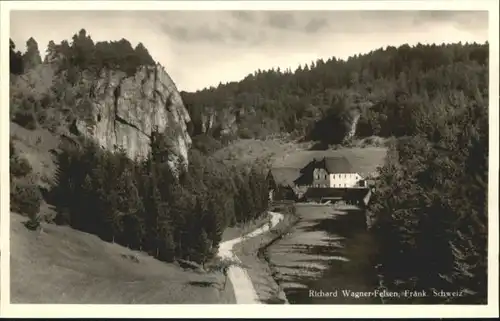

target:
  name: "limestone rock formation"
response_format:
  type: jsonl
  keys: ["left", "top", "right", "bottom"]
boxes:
{"left": 199, "top": 107, "right": 237, "bottom": 137}
{"left": 74, "top": 64, "right": 192, "bottom": 171}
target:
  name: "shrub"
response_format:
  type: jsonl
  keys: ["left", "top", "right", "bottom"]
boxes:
{"left": 237, "top": 128, "right": 253, "bottom": 139}
{"left": 191, "top": 134, "right": 223, "bottom": 155}
{"left": 364, "top": 136, "right": 374, "bottom": 145}
{"left": 13, "top": 110, "right": 37, "bottom": 130}
{"left": 24, "top": 214, "right": 42, "bottom": 231}
{"left": 10, "top": 180, "right": 43, "bottom": 221}
{"left": 12, "top": 98, "right": 38, "bottom": 130}
{"left": 10, "top": 154, "right": 33, "bottom": 178}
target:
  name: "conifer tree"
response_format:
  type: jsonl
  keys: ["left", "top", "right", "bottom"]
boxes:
{"left": 22, "top": 37, "right": 42, "bottom": 70}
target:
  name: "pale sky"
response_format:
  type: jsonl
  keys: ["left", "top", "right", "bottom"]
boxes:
{"left": 10, "top": 10, "right": 489, "bottom": 92}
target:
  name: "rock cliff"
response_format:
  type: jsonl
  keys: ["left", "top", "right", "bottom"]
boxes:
{"left": 198, "top": 106, "right": 238, "bottom": 137}
{"left": 11, "top": 59, "right": 192, "bottom": 173}
{"left": 72, "top": 64, "right": 192, "bottom": 171}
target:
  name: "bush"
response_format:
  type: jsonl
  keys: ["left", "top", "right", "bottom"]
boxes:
{"left": 191, "top": 134, "right": 223, "bottom": 155}
{"left": 10, "top": 180, "right": 42, "bottom": 219}
{"left": 10, "top": 154, "right": 33, "bottom": 178}
{"left": 237, "top": 128, "right": 253, "bottom": 139}
{"left": 10, "top": 142, "right": 33, "bottom": 178}
{"left": 11, "top": 97, "right": 38, "bottom": 130}
{"left": 364, "top": 136, "right": 374, "bottom": 145}
{"left": 24, "top": 215, "right": 41, "bottom": 231}
{"left": 13, "top": 110, "right": 37, "bottom": 130}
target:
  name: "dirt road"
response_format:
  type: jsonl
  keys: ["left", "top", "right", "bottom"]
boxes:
{"left": 217, "top": 211, "right": 284, "bottom": 304}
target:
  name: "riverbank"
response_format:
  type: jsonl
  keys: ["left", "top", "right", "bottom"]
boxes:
{"left": 232, "top": 206, "right": 299, "bottom": 304}
{"left": 265, "top": 203, "right": 381, "bottom": 304}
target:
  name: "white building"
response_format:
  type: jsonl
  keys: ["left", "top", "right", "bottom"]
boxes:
{"left": 310, "top": 156, "right": 365, "bottom": 188}
{"left": 329, "top": 172, "right": 364, "bottom": 188}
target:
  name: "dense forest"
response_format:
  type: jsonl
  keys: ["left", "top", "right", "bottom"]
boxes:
{"left": 10, "top": 31, "right": 489, "bottom": 303}
{"left": 49, "top": 131, "right": 268, "bottom": 263}
{"left": 182, "top": 42, "right": 488, "bottom": 147}
{"left": 368, "top": 79, "right": 488, "bottom": 303}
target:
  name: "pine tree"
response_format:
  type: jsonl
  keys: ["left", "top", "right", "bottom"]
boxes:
{"left": 134, "top": 42, "right": 155, "bottom": 66}
{"left": 195, "top": 229, "right": 212, "bottom": 267}
{"left": 9, "top": 39, "right": 24, "bottom": 75}
{"left": 121, "top": 172, "right": 145, "bottom": 249}
{"left": 204, "top": 195, "right": 224, "bottom": 249}
{"left": 247, "top": 166, "right": 262, "bottom": 219}
{"left": 22, "top": 37, "right": 42, "bottom": 70}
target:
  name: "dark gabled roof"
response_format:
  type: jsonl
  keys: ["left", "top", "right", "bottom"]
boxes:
{"left": 317, "top": 156, "right": 353, "bottom": 173}
{"left": 268, "top": 167, "right": 300, "bottom": 187}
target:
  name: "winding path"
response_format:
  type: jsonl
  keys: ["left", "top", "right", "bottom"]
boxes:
{"left": 217, "top": 211, "right": 284, "bottom": 304}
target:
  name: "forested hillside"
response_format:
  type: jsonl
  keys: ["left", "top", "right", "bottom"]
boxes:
{"left": 182, "top": 42, "right": 488, "bottom": 146}
{"left": 183, "top": 42, "right": 489, "bottom": 303}
{"left": 368, "top": 76, "right": 488, "bottom": 303}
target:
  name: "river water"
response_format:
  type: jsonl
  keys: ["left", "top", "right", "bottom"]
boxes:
{"left": 266, "top": 203, "right": 382, "bottom": 304}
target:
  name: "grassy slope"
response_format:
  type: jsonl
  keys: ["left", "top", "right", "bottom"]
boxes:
{"left": 274, "top": 147, "right": 388, "bottom": 177}
{"left": 9, "top": 123, "right": 236, "bottom": 304}
{"left": 11, "top": 212, "right": 235, "bottom": 304}
{"left": 212, "top": 138, "right": 311, "bottom": 167}
{"left": 10, "top": 122, "right": 60, "bottom": 221}
{"left": 212, "top": 138, "right": 387, "bottom": 177}
{"left": 10, "top": 122, "right": 60, "bottom": 188}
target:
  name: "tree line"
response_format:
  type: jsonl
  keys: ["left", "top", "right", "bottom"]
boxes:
{"left": 10, "top": 29, "right": 155, "bottom": 77}
{"left": 51, "top": 130, "right": 269, "bottom": 264}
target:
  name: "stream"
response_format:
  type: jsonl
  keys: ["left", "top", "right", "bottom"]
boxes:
{"left": 267, "top": 203, "right": 382, "bottom": 304}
